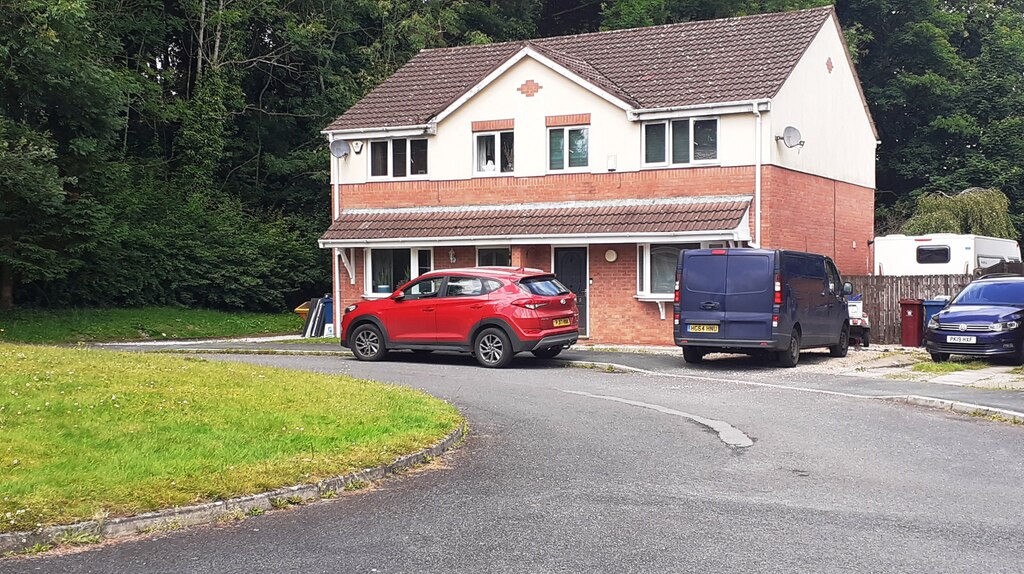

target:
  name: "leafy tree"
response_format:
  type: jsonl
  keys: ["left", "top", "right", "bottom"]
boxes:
{"left": 903, "top": 188, "right": 1016, "bottom": 238}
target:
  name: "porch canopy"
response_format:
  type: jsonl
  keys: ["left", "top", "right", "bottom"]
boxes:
{"left": 319, "top": 195, "right": 752, "bottom": 248}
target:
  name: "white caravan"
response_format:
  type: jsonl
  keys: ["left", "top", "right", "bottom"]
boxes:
{"left": 873, "top": 234, "right": 1021, "bottom": 276}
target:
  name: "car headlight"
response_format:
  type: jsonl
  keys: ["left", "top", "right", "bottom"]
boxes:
{"left": 991, "top": 321, "right": 1019, "bottom": 332}
{"left": 927, "top": 317, "right": 939, "bottom": 330}
{"left": 344, "top": 304, "right": 358, "bottom": 314}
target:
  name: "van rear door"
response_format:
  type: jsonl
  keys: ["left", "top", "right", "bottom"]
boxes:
{"left": 680, "top": 251, "right": 773, "bottom": 341}
{"left": 722, "top": 253, "right": 774, "bottom": 340}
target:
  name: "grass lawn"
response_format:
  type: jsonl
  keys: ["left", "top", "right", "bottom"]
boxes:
{"left": 911, "top": 360, "right": 990, "bottom": 374}
{"left": 0, "top": 307, "right": 303, "bottom": 344}
{"left": 0, "top": 343, "right": 463, "bottom": 534}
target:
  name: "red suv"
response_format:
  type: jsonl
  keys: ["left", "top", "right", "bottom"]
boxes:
{"left": 340, "top": 267, "right": 579, "bottom": 368}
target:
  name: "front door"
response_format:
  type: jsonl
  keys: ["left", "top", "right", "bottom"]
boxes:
{"left": 554, "top": 247, "right": 588, "bottom": 336}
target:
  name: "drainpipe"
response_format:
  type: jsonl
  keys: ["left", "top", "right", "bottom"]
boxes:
{"left": 751, "top": 100, "right": 765, "bottom": 248}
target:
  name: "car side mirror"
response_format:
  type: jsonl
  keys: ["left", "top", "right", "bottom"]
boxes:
{"left": 391, "top": 290, "right": 405, "bottom": 300}
{"left": 842, "top": 282, "right": 853, "bottom": 296}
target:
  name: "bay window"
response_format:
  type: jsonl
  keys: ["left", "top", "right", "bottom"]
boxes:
{"left": 369, "top": 138, "right": 428, "bottom": 178}
{"left": 636, "top": 243, "right": 700, "bottom": 296}
{"left": 365, "top": 247, "right": 433, "bottom": 295}
{"left": 642, "top": 117, "right": 718, "bottom": 167}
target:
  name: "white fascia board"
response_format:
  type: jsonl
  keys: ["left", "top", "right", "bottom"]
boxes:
{"left": 629, "top": 99, "right": 771, "bottom": 122}
{"left": 431, "top": 47, "right": 635, "bottom": 126}
{"left": 318, "top": 229, "right": 746, "bottom": 249}
{"left": 320, "top": 125, "right": 435, "bottom": 139}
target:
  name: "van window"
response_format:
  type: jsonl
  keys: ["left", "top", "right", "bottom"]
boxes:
{"left": 726, "top": 255, "right": 771, "bottom": 294}
{"left": 917, "top": 245, "right": 950, "bottom": 264}
{"left": 825, "top": 261, "right": 841, "bottom": 293}
{"left": 978, "top": 255, "right": 1003, "bottom": 269}
{"left": 685, "top": 255, "right": 728, "bottom": 294}
{"left": 783, "top": 254, "right": 825, "bottom": 280}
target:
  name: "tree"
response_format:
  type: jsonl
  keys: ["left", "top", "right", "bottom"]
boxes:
{"left": 902, "top": 188, "right": 1017, "bottom": 238}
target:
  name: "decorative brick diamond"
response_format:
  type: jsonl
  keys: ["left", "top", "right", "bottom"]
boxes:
{"left": 825, "top": 57, "right": 834, "bottom": 73}
{"left": 518, "top": 79, "right": 542, "bottom": 97}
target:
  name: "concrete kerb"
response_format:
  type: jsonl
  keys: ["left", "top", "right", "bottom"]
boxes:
{"left": 883, "top": 395, "right": 1024, "bottom": 425}
{"left": 0, "top": 423, "right": 466, "bottom": 555}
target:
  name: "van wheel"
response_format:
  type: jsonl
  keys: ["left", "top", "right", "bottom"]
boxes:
{"left": 351, "top": 324, "right": 388, "bottom": 362}
{"left": 475, "top": 328, "right": 514, "bottom": 368}
{"left": 531, "top": 347, "right": 562, "bottom": 359}
{"left": 778, "top": 329, "right": 801, "bottom": 368}
{"left": 682, "top": 348, "right": 705, "bottom": 364}
{"left": 829, "top": 324, "right": 850, "bottom": 358}
{"left": 930, "top": 352, "right": 950, "bottom": 363}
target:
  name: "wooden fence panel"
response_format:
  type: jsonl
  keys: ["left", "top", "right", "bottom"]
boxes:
{"left": 845, "top": 275, "right": 973, "bottom": 344}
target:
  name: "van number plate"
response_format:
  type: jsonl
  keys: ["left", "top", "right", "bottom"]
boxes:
{"left": 688, "top": 324, "right": 719, "bottom": 333}
{"left": 946, "top": 335, "right": 976, "bottom": 344}
{"left": 553, "top": 318, "right": 571, "bottom": 327}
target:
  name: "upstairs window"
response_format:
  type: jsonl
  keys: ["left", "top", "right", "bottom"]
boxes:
{"left": 548, "top": 127, "right": 589, "bottom": 171}
{"left": 369, "top": 138, "right": 428, "bottom": 178}
{"left": 475, "top": 131, "right": 514, "bottom": 174}
{"left": 642, "top": 118, "right": 718, "bottom": 167}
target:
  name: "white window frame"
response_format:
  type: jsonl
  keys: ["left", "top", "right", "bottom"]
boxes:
{"left": 641, "top": 117, "right": 720, "bottom": 168}
{"left": 547, "top": 125, "right": 590, "bottom": 173}
{"left": 362, "top": 247, "right": 434, "bottom": 298}
{"left": 635, "top": 242, "right": 703, "bottom": 300}
{"left": 476, "top": 246, "right": 512, "bottom": 267}
{"left": 367, "top": 138, "right": 429, "bottom": 181}
{"left": 473, "top": 131, "right": 514, "bottom": 176}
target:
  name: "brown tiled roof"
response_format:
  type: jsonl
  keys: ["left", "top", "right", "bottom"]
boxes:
{"left": 320, "top": 198, "right": 750, "bottom": 243}
{"left": 326, "top": 7, "right": 833, "bottom": 131}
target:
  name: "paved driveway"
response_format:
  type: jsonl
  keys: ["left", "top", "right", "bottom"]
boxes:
{"left": 8, "top": 351, "right": 1024, "bottom": 573}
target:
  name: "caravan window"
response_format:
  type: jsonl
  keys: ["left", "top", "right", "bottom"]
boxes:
{"left": 916, "top": 245, "right": 950, "bottom": 264}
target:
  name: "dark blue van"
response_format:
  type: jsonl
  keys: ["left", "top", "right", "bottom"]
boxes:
{"left": 673, "top": 249, "right": 852, "bottom": 367}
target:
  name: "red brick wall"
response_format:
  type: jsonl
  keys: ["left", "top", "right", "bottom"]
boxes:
{"left": 760, "top": 166, "right": 874, "bottom": 275}
{"left": 338, "top": 166, "right": 756, "bottom": 209}
{"left": 584, "top": 244, "right": 670, "bottom": 345}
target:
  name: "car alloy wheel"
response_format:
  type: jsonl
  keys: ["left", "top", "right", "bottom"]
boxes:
{"left": 475, "top": 327, "right": 513, "bottom": 368}
{"left": 351, "top": 324, "right": 387, "bottom": 361}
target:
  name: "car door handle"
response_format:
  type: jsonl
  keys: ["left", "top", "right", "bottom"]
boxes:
{"left": 701, "top": 301, "right": 720, "bottom": 310}
{"left": 422, "top": 308, "right": 434, "bottom": 312}
{"left": 469, "top": 304, "right": 484, "bottom": 309}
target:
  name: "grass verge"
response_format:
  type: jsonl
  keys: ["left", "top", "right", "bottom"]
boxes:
{"left": 0, "top": 307, "right": 303, "bottom": 344}
{"left": 0, "top": 343, "right": 462, "bottom": 534}
{"left": 911, "top": 360, "right": 989, "bottom": 374}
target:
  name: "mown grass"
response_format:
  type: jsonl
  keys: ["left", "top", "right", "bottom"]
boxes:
{"left": 0, "top": 343, "right": 463, "bottom": 533}
{"left": 0, "top": 307, "right": 303, "bottom": 344}
{"left": 911, "top": 360, "right": 989, "bottom": 374}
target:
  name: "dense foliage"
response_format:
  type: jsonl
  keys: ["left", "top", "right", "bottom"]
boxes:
{"left": 2, "top": 0, "right": 1022, "bottom": 310}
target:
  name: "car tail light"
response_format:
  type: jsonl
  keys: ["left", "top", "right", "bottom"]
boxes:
{"left": 772, "top": 314, "right": 779, "bottom": 328}
{"left": 513, "top": 299, "right": 548, "bottom": 310}
{"left": 711, "top": 249, "right": 727, "bottom": 255}
{"left": 673, "top": 280, "right": 680, "bottom": 303}
{"left": 773, "top": 273, "right": 783, "bottom": 305}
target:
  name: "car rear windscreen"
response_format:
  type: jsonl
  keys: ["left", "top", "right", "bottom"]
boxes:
{"left": 520, "top": 276, "right": 571, "bottom": 296}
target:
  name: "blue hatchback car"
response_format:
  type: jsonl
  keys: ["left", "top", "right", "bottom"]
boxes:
{"left": 924, "top": 275, "right": 1024, "bottom": 363}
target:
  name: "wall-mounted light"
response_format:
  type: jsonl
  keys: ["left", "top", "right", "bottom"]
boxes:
{"left": 449, "top": 248, "right": 457, "bottom": 263}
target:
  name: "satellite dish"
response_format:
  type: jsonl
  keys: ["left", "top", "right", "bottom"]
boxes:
{"left": 776, "top": 126, "right": 804, "bottom": 149}
{"left": 329, "top": 139, "right": 352, "bottom": 158}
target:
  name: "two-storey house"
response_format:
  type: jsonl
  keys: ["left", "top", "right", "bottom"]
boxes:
{"left": 320, "top": 6, "right": 877, "bottom": 345}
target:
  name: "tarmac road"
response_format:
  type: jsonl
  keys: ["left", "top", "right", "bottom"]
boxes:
{"left": 7, "top": 351, "right": 1024, "bottom": 573}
